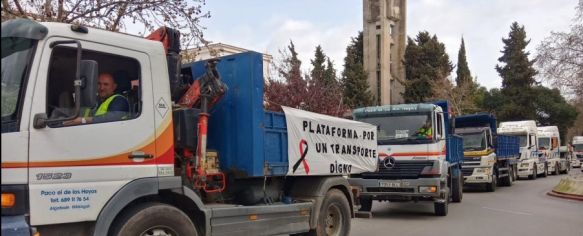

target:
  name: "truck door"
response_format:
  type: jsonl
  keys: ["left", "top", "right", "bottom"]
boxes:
{"left": 27, "top": 38, "right": 156, "bottom": 226}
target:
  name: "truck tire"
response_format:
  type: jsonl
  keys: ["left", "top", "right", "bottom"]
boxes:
{"left": 512, "top": 165, "right": 518, "bottom": 181}
{"left": 486, "top": 173, "right": 497, "bottom": 192}
{"left": 500, "top": 171, "right": 512, "bottom": 187}
{"left": 359, "top": 196, "right": 372, "bottom": 212}
{"left": 110, "top": 202, "right": 198, "bottom": 236}
{"left": 554, "top": 163, "right": 560, "bottom": 175}
{"left": 529, "top": 166, "right": 537, "bottom": 180}
{"left": 308, "top": 189, "right": 351, "bottom": 236}
{"left": 434, "top": 190, "right": 449, "bottom": 216}
{"left": 542, "top": 164, "right": 548, "bottom": 177}
{"left": 451, "top": 175, "right": 463, "bottom": 203}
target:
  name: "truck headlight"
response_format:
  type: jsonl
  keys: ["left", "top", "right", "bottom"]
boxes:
{"left": 521, "top": 163, "right": 530, "bottom": 167}
{"left": 475, "top": 167, "right": 490, "bottom": 174}
{"left": 419, "top": 186, "right": 437, "bottom": 193}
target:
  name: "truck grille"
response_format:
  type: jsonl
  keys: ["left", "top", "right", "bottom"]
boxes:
{"left": 461, "top": 168, "right": 474, "bottom": 176}
{"left": 462, "top": 162, "right": 481, "bottom": 166}
{"left": 362, "top": 161, "right": 434, "bottom": 180}
{"left": 367, "top": 187, "right": 415, "bottom": 193}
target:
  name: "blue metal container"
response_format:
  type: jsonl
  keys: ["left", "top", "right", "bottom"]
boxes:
{"left": 185, "top": 52, "right": 289, "bottom": 178}
{"left": 495, "top": 135, "right": 520, "bottom": 161}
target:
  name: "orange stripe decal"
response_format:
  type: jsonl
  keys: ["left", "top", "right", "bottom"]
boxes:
{"left": 1, "top": 121, "right": 175, "bottom": 168}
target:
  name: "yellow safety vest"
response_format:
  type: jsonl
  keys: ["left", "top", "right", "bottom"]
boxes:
{"left": 418, "top": 127, "right": 433, "bottom": 137}
{"left": 83, "top": 94, "right": 125, "bottom": 117}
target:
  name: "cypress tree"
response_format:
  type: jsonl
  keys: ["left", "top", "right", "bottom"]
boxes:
{"left": 455, "top": 37, "right": 472, "bottom": 86}
{"left": 341, "top": 31, "right": 373, "bottom": 108}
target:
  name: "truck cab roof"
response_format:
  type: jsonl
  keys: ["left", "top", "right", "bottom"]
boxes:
{"left": 353, "top": 103, "right": 438, "bottom": 118}
{"left": 536, "top": 126, "right": 559, "bottom": 138}
{"left": 455, "top": 113, "right": 496, "bottom": 134}
{"left": 498, "top": 120, "right": 537, "bottom": 135}
{"left": 23, "top": 20, "right": 166, "bottom": 58}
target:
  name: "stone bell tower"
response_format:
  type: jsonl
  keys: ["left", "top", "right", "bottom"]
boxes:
{"left": 363, "top": 0, "right": 406, "bottom": 105}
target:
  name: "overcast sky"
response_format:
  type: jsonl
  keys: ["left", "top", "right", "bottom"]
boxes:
{"left": 199, "top": 0, "right": 578, "bottom": 89}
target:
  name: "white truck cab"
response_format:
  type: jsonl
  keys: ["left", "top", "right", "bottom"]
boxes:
{"left": 498, "top": 121, "right": 547, "bottom": 179}
{"left": 537, "top": 126, "right": 562, "bottom": 175}
{"left": 572, "top": 136, "right": 583, "bottom": 168}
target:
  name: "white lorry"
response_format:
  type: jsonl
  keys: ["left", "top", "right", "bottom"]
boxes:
{"left": 349, "top": 101, "right": 464, "bottom": 216}
{"left": 573, "top": 136, "right": 583, "bottom": 168}
{"left": 537, "top": 126, "right": 562, "bottom": 175}
{"left": 1, "top": 19, "right": 378, "bottom": 236}
{"left": 499, "top": 121, "right": 547, "bottom": 179}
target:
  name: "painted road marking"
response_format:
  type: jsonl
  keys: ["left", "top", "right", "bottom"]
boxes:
{"left": 481, "top": 207, "right": 533, "bottom": 216}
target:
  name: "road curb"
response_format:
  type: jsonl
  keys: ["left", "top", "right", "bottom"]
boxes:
{"left": 547, "top": 190, "right": 583, "bottom": 201}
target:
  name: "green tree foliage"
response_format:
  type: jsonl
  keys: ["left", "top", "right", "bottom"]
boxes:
{"left": 495, "top": 22, "right": 538, "bottom": 121}
{"left": 532, "top": 86, "right": 578, "bottom": 141}
{"left": 265, "top": 41, "right": 308, "bottom": 111}
{"left": 403, "top": 31, "right": 453, "bottom": 103}
{"left": 341, "top": 31, "right": 373, "bottom": 109}
{"left": 266, "top": 42, "right": 346, "bottom": 116}
{"left": 324, "top": 58, "right": 337, "bottom": 86}
{"left": 448, "top": 37, "right": 482, "bottom": 115}
{"left": 478, "top": 88, "right": 506, "bottom": 115}
{"left": 310, "top": 45, "right": 327, "bottom": 84}
{"left": 306, "top": 46, "right": 346, "bottom": 115}
{"left": 455, "top": 37, "right": 472, "bottom": 87}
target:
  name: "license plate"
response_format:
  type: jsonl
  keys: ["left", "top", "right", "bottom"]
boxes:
{"left": 379, "top": 181, "right": 401, "bottom": 188}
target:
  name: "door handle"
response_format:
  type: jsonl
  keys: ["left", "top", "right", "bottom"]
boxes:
{"left": 129, "top": 151, "right": 154, "bottom": 159}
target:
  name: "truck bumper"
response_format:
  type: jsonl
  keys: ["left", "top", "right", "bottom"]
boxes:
{"left": 463, "top": 173, "right": 492, "bottom": 184}
{"left": 517, "top": 167, "right": 533, "bottom": 177}
{"left": 2, "top": 215, "right": 32, "bottom": 236}
{"left": 348, "top": 177, "right": 444, "bottom": 201}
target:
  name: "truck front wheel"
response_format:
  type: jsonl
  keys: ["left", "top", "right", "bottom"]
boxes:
{"left": 315, "top": 189, "right": 350, "bottom": 236}
{"left": 110, "top": 203, "right": 198, "bottom": 236}
{"left": 529, "top": 166, "right": 537, "bottom": 180}
{"left": 434, "top": 189, "right": 449, "bottom": 216}
{"left": 486, "top": 172, "right": 497, "bottom": 192}
{"left": 451, "top": 175, "right": 463, "bottom": 203}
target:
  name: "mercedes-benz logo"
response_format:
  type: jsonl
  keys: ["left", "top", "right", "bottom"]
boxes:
{"left": 383, "top": 157, "right": 396, "bottom": 169}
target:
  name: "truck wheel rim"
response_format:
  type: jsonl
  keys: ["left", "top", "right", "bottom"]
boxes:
{"left": 141, "top": 226, "right": 177, "bottom": 236}
{"left": 325, "top": 204, "right": 343, "bottom": 236}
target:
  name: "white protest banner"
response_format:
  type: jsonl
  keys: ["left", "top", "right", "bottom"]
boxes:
{"left": 282, "top": 106, "right": 378, "bottom": 176}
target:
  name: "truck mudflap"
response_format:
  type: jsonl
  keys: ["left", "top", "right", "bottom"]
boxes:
{"left": 1, "top": 215, "right": 33, "bottom": 236}
{"left": 209, "top": 202, "right": 312, "bottom": 236}
{"left": 349, "top": 177, "right": 444, "bottom": 199}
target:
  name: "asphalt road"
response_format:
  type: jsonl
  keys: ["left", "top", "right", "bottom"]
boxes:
{"left": 350, "top": 168, "right": 583, "bottom": 236}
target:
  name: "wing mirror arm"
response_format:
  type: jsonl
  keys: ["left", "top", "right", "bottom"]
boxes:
{"left": 34, "top": 40, "right": 97, "bottom": 129}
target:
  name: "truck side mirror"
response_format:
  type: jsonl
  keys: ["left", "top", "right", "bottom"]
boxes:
{"left": 79, "top": 60, "right": 98, "bottom": 107}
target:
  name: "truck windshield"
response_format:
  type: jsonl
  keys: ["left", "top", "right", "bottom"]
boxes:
{"left": 538, "top": 138, "right": 551, "bottom": 150}
{"left": 574, "top": 144, "right": 583, "bottom": 152}
{"left": 358, "top": 113, "right": 432, "bottom": 145}
{"left": 1, "top": 37, "right": 36, "bottom": 122}
{"left": 517, "top": 135, "right": 528, "bottom": 147}
{"left": 461, "top": 132, "right": 486, "bottom": 151}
